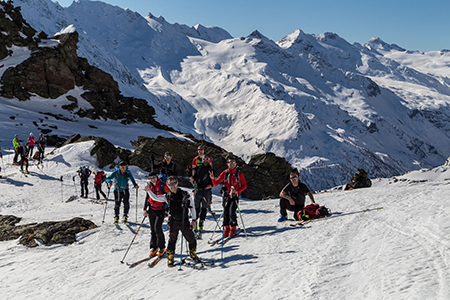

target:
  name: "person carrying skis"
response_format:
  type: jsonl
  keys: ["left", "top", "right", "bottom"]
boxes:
{"left": 18, "top": 145, "right": 28, "bottom": 173}
{"left": 165, "top": 176, "right": 198, "bottom": 267}
{"left": 27, "top": 133, "right": 36, "bottom": 159}
{"left": 93, "top": 169, "right": 107, "bottom": 201}
{"left": 143, "top": 171, "right": 169, "bottom": 258}
{"left": 106, "top": 161, "right": 139, "bottom": 223}
{"left": 209, "top": 155, "right": 247, "bottom": 237}
{"left": 12, "top": 134, "right": 20, "bottom": 165}
{"left": 37, "top": 134, "right": 47, "bottom": 164}
{"left": 278, "top": 169, "right": 315, "bottom": 222}
{"left": 192, "top": 155, "right": 214, "bottom": 236}
{"left": 78, "top": 166, "right": 92, "bottom": 198}
{"left": 151, "top": 151, "right": 177, "bottom": 182}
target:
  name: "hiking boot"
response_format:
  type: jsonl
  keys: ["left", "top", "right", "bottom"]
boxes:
{"left": 167, "top": 250, "right": 174, "bottom": 267}
{"left": 157, "top": 249, "right": 166, "bottom": 257}
{"left": 198, "top": 220, "right": 204, "bottom": 232}
{"left": 12, "top": 162, "right": 18, "bottom": 165}
{"left": 223, "top": 225, "right": 230, "bottom": 237}
{"left": 229, "top": 225, "right": 237, "bottom": 237}
{"left": 122, "top": 214, "right": 128, "bottom": 223}
{"left": 149, "top": 248, "right": 158, "bottom": 257}
{"left": 278, "top": 215, "right": 288, "bottom": 222}
{"left": 189, "top": 248, "right": 200, "bottom": 263}
{"left": 114, "top": 216, "right": 119, "bottom": 223}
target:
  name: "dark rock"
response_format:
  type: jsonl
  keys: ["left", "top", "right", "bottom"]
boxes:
{"left": 345, "top": 168, "right": 372, "bottom": 190}
{"left": 0, "top": 215, "right": 97, "bottom": 248}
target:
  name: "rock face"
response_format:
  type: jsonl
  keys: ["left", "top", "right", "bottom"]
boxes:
{"left": 0, "top": 1, "right": 170, "bottom": 129}
{"left": 345, "top": 168, "right": 372, "bottom": 190}
{"left": 0, "top": 215, "right": 97, "bottom": 248}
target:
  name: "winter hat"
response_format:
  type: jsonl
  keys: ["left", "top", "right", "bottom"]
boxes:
{"left": 119, "top": 160, "right": 127, "bottom": 166}
{"left": 30, "top": 133, "right": 33, "bottom": 136}
{"left": 14, "top": 134, "right": 18, "bottom": 137}
{"left": 198, "top": 145, "right": 204, "bottom": 150}
{"left": 148, "top": 171, "right": 158, "bottom": 178}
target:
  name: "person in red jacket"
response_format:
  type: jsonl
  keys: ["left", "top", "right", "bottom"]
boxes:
{"left": 93, "top": 170, "right": 107, "bottom": 201}
{"left": 144, "top": 171, "right": 169, "bottom": 257}
{"left": 209, "top": 155, "right": 247, "bottom": 237}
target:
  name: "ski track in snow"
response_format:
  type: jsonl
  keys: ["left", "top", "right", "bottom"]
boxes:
{"left": 0, "top": 142, "right": 450, "bottom": 299}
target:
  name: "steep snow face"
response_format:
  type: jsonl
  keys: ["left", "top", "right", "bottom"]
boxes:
{"left": 9, "top": 0, "right": 450, "bottom": 190}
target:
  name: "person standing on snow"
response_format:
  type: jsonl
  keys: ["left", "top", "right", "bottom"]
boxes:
{"left": 78, "top": 166, "right": 92, "bottom": 198}
{"left": 165, "top": 176, "right": 198, "bottom": 267}
{"left": 278, "top": 169, "right": 315, "bottom": 222}
{"left": 106, "top": 161, "right": 139, "bottom": 223}
{"left": 192, "top": 155, "right": 214, "bottom": 235}
{"left": 209, "top": 155, "right": 247, "bottom": 237}
{"left": 27, "top": 133, "right": 36, "bottom": 159}
{"left": 143, "top": 171, "right": 169, "bottom": 258}
{"left": 18, "top": 145, "right": 29, "bottom": 173}
{"left": 12, "top": 134, "right": 20, "bottom": 165}
{"left": 151, "top": 151, "right": 178, "bottom": 182}
{"left": 93, "top": 170, "right": 107, "bottom": 201}
{"left": 37, "top": 134, "right": 47, "bottom": 164}
{"left": 190, "top": 145, "right": 207, "bottom": 180}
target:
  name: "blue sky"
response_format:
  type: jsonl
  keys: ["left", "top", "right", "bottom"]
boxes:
{"left": 57, "top": 0, "right": 449, "bottom": 52}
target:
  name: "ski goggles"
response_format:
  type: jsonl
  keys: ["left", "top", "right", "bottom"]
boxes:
{"left": 290, "top": 176, "right": 298, "bottom": 180}
{"left": 165, "top": 156, "right": 171, "bottom": 158}
{"left": 167, "top": 182, "right": 178, "bottom": 187}
{"left": 227, "top": 161, "right": 236, "bottom": 165}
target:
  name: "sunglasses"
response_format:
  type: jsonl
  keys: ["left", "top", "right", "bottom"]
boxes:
{"left": 167, "top": 182, "right": 178, "bottom": 187}
{"left": 119, "top": 166, "right": 127, "bottom": 169}
{"left": 149, "top": 176, "right": 157, "bottom": 179}
{"left": 290, "top": 176, "right": 298, "bottom": 180}
{"left": 227, "top": 161, "right": 236, "bottom": 164}
{"left": 165, "top": 156, "right": 171, "bottom": 158}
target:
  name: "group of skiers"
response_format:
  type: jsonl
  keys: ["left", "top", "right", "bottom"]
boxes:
{"left": 12, "top": 133, "right": 47, "bottom": 173}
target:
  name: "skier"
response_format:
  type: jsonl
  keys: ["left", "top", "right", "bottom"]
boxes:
{"left": 151, "top": 151, "right": 177, "bottom": 181}
{"left": 12, "top": 134, "right": 20, "bottom": 165}
{"left": 278, "top": 169, "right": 315, "bottom": 222}
{"left": 209, "top": 155, "right": 247, "bottom": 237}
{"left": 27, "top": 133, "right": 36, "bottom": 159}
{"left": 192, "top": 155, "right": 214, "bottom": 236}
{"left": 37, "top": 134, "right": 47, "bottom": 164}
{"left": 78, "top": 166, "right": 92, "bottom": 198}
{"left": 106, "top": 161, "right": 139, "bottom": 223}
{"left": 18, "top": 145, "right": 29, "bottom": 173}
{"left": 93, "top": 170, "right": 107, "bottom": 201}
{"left": 190, "top": 145, "right": 207, "bottom": 180}
{"left": 143, "top": 171, "right": 169, "bottom": 258}
{"left": 165, "top": 176, "right": 198, "bottom": 267}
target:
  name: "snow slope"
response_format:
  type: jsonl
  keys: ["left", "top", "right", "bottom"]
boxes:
{"left": 1, "top": 141, "right": 449, "bottom": 300}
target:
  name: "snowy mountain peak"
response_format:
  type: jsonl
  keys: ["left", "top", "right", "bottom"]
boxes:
{"left": 365, "top": 37, "right": 406, "bottom": 52}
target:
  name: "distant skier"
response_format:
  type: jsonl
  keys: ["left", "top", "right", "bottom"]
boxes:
{"left": 93, "top": 170, "right": 107, "bottom": 201}
{"left": 192, "top": 155, "right": 214, "bottom": 236}
{"left": 209, "top": 155, "right": 247, "bottom": 237}
{"left": 278, "top": 169, "right": 315, "bottom": 222}
{"left": 78, "top": 166, "right": 92, "bottom": 198}
{"left": 106, "top": 161, "right": 139, "bottom": 223}
{"left": 143, "top": 171, "right": 169, "bottom": 258}
{"left": 165, "top": 176, "right": 198, "bottom": 267}
{"left": 37, "top": 134, "right": 47, "bottom": 164}
{"left": 12, "top": 134, "right": 20, "bottom": 165}
{"left": 18, "top": 145, "right": 29, "bottom": 173}
{"left": 27, "top": 133, "right": 36, "bottom": 159}
{"left": 151, "top": 151, "right": 177, "bottom": 182}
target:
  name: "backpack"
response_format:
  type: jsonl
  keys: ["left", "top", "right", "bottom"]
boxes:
{"left": 224, "top": 167, "right": 242, "bottom": 188}
{"left": 296, "top": 203, "right": 330, "bottom": 221}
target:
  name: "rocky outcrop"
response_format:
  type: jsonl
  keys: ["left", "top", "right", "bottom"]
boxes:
{"left": 345, "top": 168, "right": 372, "bottom": 190}
{"left": 0, "top": 214, "right": 97, "bottom": 248}
{"left": 0, "top": 1, "right": 170, "bottom": 129}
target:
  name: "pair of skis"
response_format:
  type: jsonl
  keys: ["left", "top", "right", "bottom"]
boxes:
{"left": 208, "top": 228, "right": 242, "bottom": 246}
{"left": 127, "top": 251, "right": 167, "bottom": 268}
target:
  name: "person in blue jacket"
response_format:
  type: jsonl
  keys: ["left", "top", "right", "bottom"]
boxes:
{"left": 106, "top": 161, "right": 139, "bottom": 223}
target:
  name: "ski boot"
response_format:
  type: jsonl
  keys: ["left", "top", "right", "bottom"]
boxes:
{"left": 122, "top": 214, "right": 128, "bottom": 223}
{"left": 223, "top": 225, "right": 230, "bottom": 237}
{"left": 189, "top": 248, "right": 200, "bottom": 263}
{"left": 157, "top": 249, "right": 166, "bottom": 257}
{"left": 149, "top": 248, "right": 158, "bottom": 258}
{"left": 167, "top": 250, "right": 175, "bottom": 267}
{"left": 278, "top": 215, "right": 288, "bottom": 222}
{"left": 114, "top": 215, "right": 119, "bottom": 223}
{"left": 198, "top": 220, "right": 204, "bottom": 232}
{"left": 229, "top": 225, "right": 237, "bottom": 237}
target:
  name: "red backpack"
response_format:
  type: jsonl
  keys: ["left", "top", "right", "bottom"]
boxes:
{"left": 297, "top": 203, "right": 330, "bottom": 221}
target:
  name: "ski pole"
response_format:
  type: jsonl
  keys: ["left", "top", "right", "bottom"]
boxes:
{"left": 178, "top": 194, "right": 189, "bottom": 271}
{"left": 120, "top": 216, "right": 147, "bottom": 264}
{"left": 136, "top": 188, "right": 138, "bottom": 222}
{"left": 237, "top": 204, "right": 248, "bottom": 239}
{"left": 209, "top": 209, "right": 224, "bottom": 241}
{"left": 102, "top": 187, "right": 111, "bottom": 224}
{"left": 204, "top": 197, "right": 221, "bottom": 228}
{"left": 60, "top": 176, "right": 63, "bottom": 202}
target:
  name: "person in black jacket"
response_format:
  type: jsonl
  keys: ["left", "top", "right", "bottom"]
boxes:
{"left": 37, "top": 134, "right": 47, "bottom": 165}
{"left": 78, "top": 166, "right": 92, "bottom": 198}
{"left": 165, "top": 176, "right": 198, "bottom": 267}
{"left": 151, "top": 151, "right": 177, "bottom": 181}
{"left": 192, "top": 156, "right": 213, "bottom": 234}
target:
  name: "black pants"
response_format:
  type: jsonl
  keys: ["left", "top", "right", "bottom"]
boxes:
{"left": 194, "top": 189, "right": 212, "bottom": 221}
{"left": 279, "top": 198, "right": 304, "bottom": 220}
{"left": 80, "top": 180, "right": 88, "bottom": 197}
{"left": 114, "top": 189, "right": 130, "bottom": 217}
{"left": 20, "top": 157, "right": 28, "bottom": 171}
{"left": 167, "top": 220, "right": 196, "bottom": 252}
{"left": 95, "top": 183, "right": 106, "bottom": 200}
{"left": 223, "top": 195, "right": 239, "bottom": 226}
{"left": 37, "top": 146, "right": 45, "bottom": 163}
{"left": 149, "top": 209, "right": 166, "bottom": 250}
{"left": 28, "top": 145, "right": 34, "bottom": 159}
{"left": 13, "top": 149, "right": 19, "bottom": 163}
